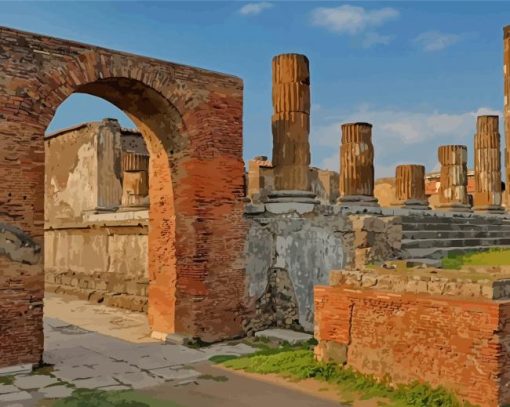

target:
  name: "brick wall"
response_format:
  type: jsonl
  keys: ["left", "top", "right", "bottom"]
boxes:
{"left": 0, "top": 26, "right": 246, "bottom": 368}
{"left": 315, "top": 286, "right": 507, "bottom": 407}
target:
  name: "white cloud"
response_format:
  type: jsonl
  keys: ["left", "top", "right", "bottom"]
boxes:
{"left": 414, "top": 31, "right": 462, "bottom": 52}
{"left": 362, "top": 32, "right": 394, "bottom": 48}
{"left": 239, "top": 2, "right": 273, "bottom": 16}
{"left": 311, "top": 5, "right": 399, "bottom": 35}
{"left": 312, "top": 106, "right": 502, "bottom": 177}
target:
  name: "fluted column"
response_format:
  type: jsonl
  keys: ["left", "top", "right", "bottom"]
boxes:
{"left": 271, "top": 53, "right": 311, "bottom": 192}
{"left": 473, "top": 116, "right": 503, "bottom": 212}
{"left": 504, "top": 26, "right": 510, "bottom": 208}
{"left": 437, "top": 145, "right": 470, "bottom": 211}
{"left": 338, "top": 122, "right": 378, "bottom": 206}
{"left": 121, "top": 151, "right": 149, "bottom": 209}
{"left": 394, "top": 164, "right": 429, "bottom": 209}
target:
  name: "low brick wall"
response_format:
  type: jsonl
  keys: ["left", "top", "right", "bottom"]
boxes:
{"left": 314, "top": 284, "right": 510, "bottom": 406}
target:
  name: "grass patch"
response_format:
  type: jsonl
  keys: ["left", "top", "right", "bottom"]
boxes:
{"left": 198, "top": 374, "right": 229, "bottom": 382}
{"left": 50, "top": 388, "right": 184, "bottom": 407}
{"left": 33, "top": 364, "right": 54, "bottom": 376}
{"left": 442, "top": 248, "right": 510, "bottom": 269}
{"left": 209, "top": 354, "right": 239, "bottom": 364}
{"left": 0, "top": 375, "right": 14, "bottom": 385}
{"left": 221, "top": 347, "right": 476, "bottom": 407}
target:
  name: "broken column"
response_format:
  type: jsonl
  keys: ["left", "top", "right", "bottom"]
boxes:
{"left": 505, "top": 26, "right": 510, "bottom": 208}
{"left": 268, "top": 53, "right": 316, "bottom": 205}
{"left": 120, "top": 151, "right": 149, "bottom": 209}
{"left": 394, "top": 164, "right": 429, "bottom": 209}
{"left": 437, "top": 145, "right": 470, "bottom": 211}
{"left": 338, "top": 122, "right": 379, "bottom": 207}
{"left": 473, "top": 115, "right": 503, "bottom": 212}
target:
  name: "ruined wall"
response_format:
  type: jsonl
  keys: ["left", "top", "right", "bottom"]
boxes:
{"left": 45, "top": 213, "right": 149, "bottom": 312}
{"left": 315, "top": 285, "right": 506, "bottom": 407}
{"left": 44, "top": 120, "right": 150, "bottom": 312}
{"left": 243, "top": 204, "right": 401, "bottom": 333}
{"left": 246, "top": 158, "right": 339, "bottom": 205}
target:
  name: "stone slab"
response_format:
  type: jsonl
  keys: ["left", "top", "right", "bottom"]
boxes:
{"left": 39, "top": 385, "right": 74, "bottom": 399}
{"left": 0, "top": 365, "right": 32, "bottom": 377}
{"left": 14, "top": 374, "right": 59, "bottom": 390}
{"left": 149, "top": 367, "right": 201, "bottom": 381}
{"left": 0, "top": 391, "right": 32, "bottom": 402}
{"left": 255, "top": 328, "right": 313, "bottom": 344}
{"left": 112, "top": 371, "right": 164, "bottom": 389}
{"left": 71, "top": 376, "right": 119, "bottom": 389}
{"left": 0, "top": 384, "right": 19, "bottom": 395}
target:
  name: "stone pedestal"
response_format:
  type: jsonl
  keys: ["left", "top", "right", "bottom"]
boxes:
{"left": 338, "top": 122, "right": 378, "bottom": 207}
{"left": 437, "top": 145, "right": 470, "bottom": 212}
{"left": 473, "top": 115, "right": 503, "bottom": 212}
{"left": 271, "top": 53, "right": 312, "bottom": 197}
{"left": 393, "top": 165, "right": 429, "bottom": 209}
{"left": 120, "top": 151, "right": 149, "bottom": 210}
{"left": 504, "top": 26, "right": 510, "bottom": 208}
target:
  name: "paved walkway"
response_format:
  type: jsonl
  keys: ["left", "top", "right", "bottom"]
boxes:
{"left": 0, "top": 298, "right": 344, "bottom": 406}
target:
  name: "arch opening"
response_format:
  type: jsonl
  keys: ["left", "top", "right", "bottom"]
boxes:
{"left": 45, "top": 78, "right": 183, "bottom": 336}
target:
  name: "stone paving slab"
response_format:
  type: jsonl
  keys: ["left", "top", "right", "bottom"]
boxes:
{"left": 39, "top": 385, "right": 74, "bottom": 399}
{"left": 0, "top": 384, "right": 18, "bottom": 395}
{"left": 112, "top": 371, "right": 164, "bottom": 389}
{"left": 52, "top": 366, "right": 98, "bottom": 381}
{"left": 149, "top": 367, "right": 201, "bottom": 381}
{"left": 0, "top": 391, "right": 32, "bottom": 402}
{"left": 14, "top": 374, "right": 59, "bottom": 390}
{"left": 255, "top": 328, "right": 313, "bottom": 344}
{"left": 1, "top": 315, "right": 260, "bottom": 405}
{"left": 71, "top": 376, "right": 120, "bottom": 389}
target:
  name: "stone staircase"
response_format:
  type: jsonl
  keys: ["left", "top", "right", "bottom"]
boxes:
{"left": 400, "top": 213, "right": 510, "bottom": 260}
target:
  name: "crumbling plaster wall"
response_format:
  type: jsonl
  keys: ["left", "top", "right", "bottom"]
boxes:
{"left": 243, "top": 205, "right": 402, "bottom": 333}
{"left": 44, "top": 120, "right": 150, "bottom": 312}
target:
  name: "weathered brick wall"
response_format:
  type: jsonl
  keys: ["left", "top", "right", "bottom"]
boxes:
{"left": 315, "top": 286, "right": 505, "bottom": 407}
{"left": 0, "top": 26, "right": 245, "bottom": 368}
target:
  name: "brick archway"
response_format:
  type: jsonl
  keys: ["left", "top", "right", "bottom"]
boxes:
{"left": 0, "top": 26, "right": 247, "bottom": 369}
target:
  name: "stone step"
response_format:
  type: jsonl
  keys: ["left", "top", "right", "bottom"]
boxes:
{"left": 402, "top": 230, "right": 510, "bottom": 240}
{"left": 400, "top": 215, "right": 510, "bottom": 226}
{"left": 401, "top": 237, "right": 510, "bottom": 249}
{"left": 402, "top": 245, "right": 510, "bottom": 260}
{"left": 401, "top": 223, "right": 510, "bottom": 232}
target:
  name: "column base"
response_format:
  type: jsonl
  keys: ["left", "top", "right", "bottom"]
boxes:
{"left": 265, "top": 190, "right": 318, "bottom": 214}
{"left": 435, "top": 203, "right": 472, "bottom": 212}
{"left": 392, "top": 199, "right": 430, "bottom": 210}
{"left": 337, "top": 195, "right": 380, "bottom": 207}
{"left": 472, "top": 204, "right": 505, "bottom": 214}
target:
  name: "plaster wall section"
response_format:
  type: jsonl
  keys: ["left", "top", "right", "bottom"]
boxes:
{"left": 243, "top": 204, "right": 400, "bottom": 333}
{"left": 45, "top": 123, "right": 100, "bottom": 225}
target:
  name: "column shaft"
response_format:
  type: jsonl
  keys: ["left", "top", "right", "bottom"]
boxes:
{"left": 473, "top": 115, "right": 503, "bottom": 211}
{"left": 437, "top": 145, "right": 470, "bottom": 211}
{"left": 338, "top": 122, "right": 378, "bottom": 206}
{"left": 271, "top": 54, "right": 311, "bottom": 192}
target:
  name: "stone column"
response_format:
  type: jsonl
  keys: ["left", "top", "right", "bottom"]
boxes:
{"left": 394, "top": 165, "right": 429, "bottom": 209}
{"left": 120, "top": 151, "right": 149, "bottom": 209}
{"left": 505, "top": 26, "right": 510, "bottom": 208}
{"left": 473, "top": 115, "right": 503, "bottom": 212}
{"left": 437, "top": 145, "right": 470, "bottom": 211}
{"left": 338, "top": 122, "right": 379, "bottom": 206}
{"left": 269, "top": 53, "right": 316, "bottom": 205}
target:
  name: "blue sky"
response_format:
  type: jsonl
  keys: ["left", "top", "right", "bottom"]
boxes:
{"left": 2, "top": 1, "right": 509, "bottom": 176}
